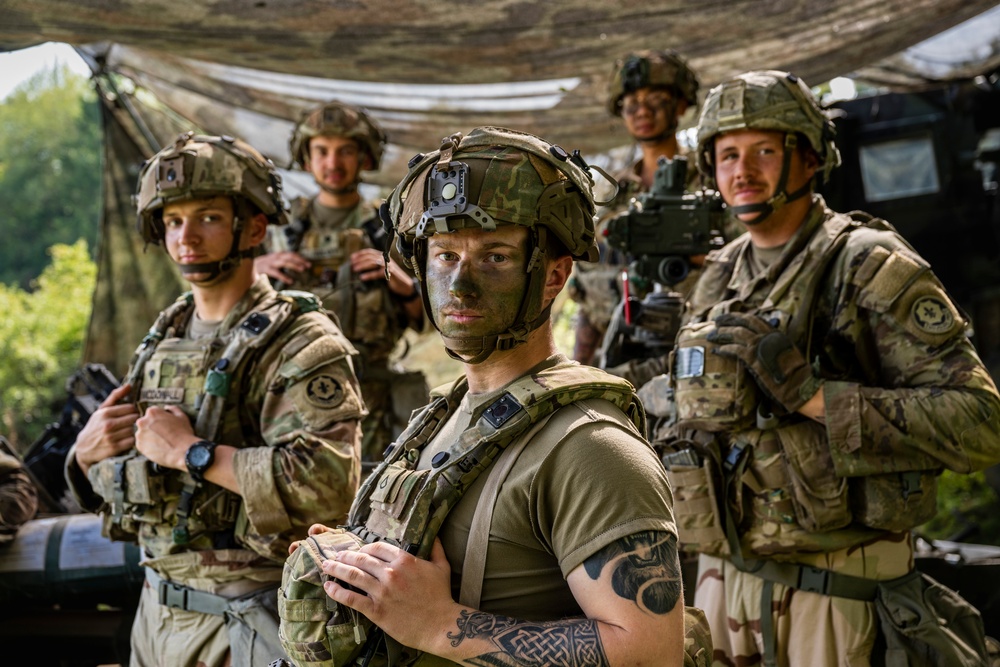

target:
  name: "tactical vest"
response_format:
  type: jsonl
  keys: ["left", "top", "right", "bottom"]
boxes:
{"left": 278, "top": 361, "right": 645, "bottom": 667}
{"left": 279, "top": 197, "right": 403, "bottom": 363}
{"left": 668, "top": 211, "right": 940, "bottom": 558}
{"left": 88, "top": 289, "right": 323, "bottom": 555}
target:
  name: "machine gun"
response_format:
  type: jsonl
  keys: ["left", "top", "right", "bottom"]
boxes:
{"left": 22, "top": 363, "right": 120, "bottom": 513}
{"left": 600, "top": 156, "right": 727, "bottom": 371}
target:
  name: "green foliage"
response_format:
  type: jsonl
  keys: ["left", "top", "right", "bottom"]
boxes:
{"left": 0, "top": 241, "right": 96, "bottom": 449}
{"left": 0, "top": 64, "right": 101, "bottom": 287}
{"left": 918, "top": 469, "right": 1000, "bottom": 546}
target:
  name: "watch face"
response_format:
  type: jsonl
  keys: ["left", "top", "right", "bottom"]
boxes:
{"left": 187, "top": 443, "right": 213, "bottom": 470}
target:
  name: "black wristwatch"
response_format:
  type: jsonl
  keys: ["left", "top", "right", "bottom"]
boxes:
{"left": 184, "top": 440, "right": 218, "bottom": 483}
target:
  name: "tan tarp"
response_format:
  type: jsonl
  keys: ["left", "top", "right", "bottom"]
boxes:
{"left": 1, "top": 0, "right": 998, "bottom": 373}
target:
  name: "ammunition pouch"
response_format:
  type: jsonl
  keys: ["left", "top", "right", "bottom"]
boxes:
{"left": 364, "top": 462, "right": 434, "bottom": 546}
{"left": 89, "top": 451, "right": 241, "bottom": 544}
{"left": 850, "top": 470, "right": 940, "bottom": 532}
{"left": 774, "top": 421, "right": 851, "bottom": 534}
{"left": 663, "top": 444, "right": 730, "bottom": 557}
{"left": 672, "top": 320, "right": 758, "bottom": 432}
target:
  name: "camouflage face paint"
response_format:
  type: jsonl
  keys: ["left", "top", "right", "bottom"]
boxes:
{"left": 424, "top": 226, "right": 529, "bottom": 351}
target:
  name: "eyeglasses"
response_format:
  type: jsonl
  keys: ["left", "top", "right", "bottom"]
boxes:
{"left": 622, "top": 92, "right": 674, "bottom": 116}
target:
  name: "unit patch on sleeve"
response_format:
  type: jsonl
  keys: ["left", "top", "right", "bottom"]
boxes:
{"left": 911, "top": 296, "right": 955, "bottom": 335}
{"left": 305, "top": 375, "right": 345, "bottom": 408}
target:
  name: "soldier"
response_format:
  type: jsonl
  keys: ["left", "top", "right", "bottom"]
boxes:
{"left": 0, "top": 439, "right": 37, "bottom": 544}
{"left": 280, "top": 127, "right": 693, "bottom": 666}
{"left": 65, "top": 133, "right": 364, "bottom": 667}
{"left": 255, "top": 102, "right": 427, "bottom": 465}
{"left": 569, "top": 50, "right": 701, "bottom": 369}
{"left": 667, "top": 70, "right": 1000, "bottom": 665}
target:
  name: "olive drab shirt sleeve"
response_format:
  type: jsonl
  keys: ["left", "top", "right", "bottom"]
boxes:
{"left": 821, "top": 231, "right": 1000, "bottom": 477}
{"left": 233, "top": 312, "right": 364, "bottom": 545}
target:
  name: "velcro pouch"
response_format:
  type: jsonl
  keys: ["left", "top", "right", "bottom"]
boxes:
{"left": 663, "top": 449, "right": 730, "bottom": 557}
{"left": 850, "top": 471, "right": 939, "bottom": 532}
{"left": 278, "top": 529, "right": 371, "bottom": 667}
{"left": 673, "top": 320, "right": 758, "bottom": 432}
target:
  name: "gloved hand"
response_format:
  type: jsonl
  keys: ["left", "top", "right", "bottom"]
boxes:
{"left": 707, "top": 313, "right": 823, "bottom": 413}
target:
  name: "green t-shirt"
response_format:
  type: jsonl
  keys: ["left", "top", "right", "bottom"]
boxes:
{"left": 418, "top": 356, "right": 677, "bottom": 621}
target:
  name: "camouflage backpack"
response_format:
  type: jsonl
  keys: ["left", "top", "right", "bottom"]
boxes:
{"left": 278, "top": 361, "right": 644, "bottom": 666}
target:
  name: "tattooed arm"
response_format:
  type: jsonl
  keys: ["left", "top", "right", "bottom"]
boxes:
{"left": 321, "top": 531, "right": 685, "bottom": 666}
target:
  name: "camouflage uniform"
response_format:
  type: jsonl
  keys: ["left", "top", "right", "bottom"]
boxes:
{"left": 264, "top": 196, "right": 424, "bottom": 464}
{"left": 269, "top": 102, "right": 427, "bottom": 464}
{"left": 0, "top": 448, "right": 37, "bottom": 544}
{"left": 668, "top": 71, "right": 1000, "bottom": 666}
{"left": 65, "top": 134, "right": 364, "bottom": 667}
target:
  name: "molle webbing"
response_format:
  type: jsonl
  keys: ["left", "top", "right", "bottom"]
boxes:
{"left": 348, "top": 362, "right": 643, "bottom": 559}
{"left": 127, "top": 291, "right": 319, "bottom": 442}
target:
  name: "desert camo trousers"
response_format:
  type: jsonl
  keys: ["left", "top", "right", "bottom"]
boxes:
{"left": 694, "top": 536, "right": 913, "bottom": 667}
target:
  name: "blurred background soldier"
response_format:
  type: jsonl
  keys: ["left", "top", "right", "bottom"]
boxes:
{"left": 667, "top": 70, "right": 1000, "bottom": 666}
{"left": 65, "top": 133, "right": 364, "bottom": 667}
{"left": 568, "top": 49, "right": 700, "bottom": 368}
{"left": 0, "top": 437, "right": 37, "bottom": 544}
{"left": 255, "top": 102, "right": 428, "bottom": 465}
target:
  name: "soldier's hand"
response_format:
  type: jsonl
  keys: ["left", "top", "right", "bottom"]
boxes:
{"left": 134, "top": 405, "right": 197, "bottom": 471}
{"left": 255, "top": 251, "right": 310, "bottom": 284}
{"left": 74, "top": 383, "right": 139, "bottom": 476}
{"left": 351, "top": 249, "right": 419, "bottom": 299}
{"left": 708, "top": 313, "right": 823, "bottom": 414}
{"left": 350, "top": 248, "right": 387, "bottom": 283}
{"left": 321, "top": 537, "right": 459, "bottom": 653}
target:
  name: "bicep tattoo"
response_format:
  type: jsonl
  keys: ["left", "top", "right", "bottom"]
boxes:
{"left": 448, "top": 611, "right": 609, "bottom": 667}
{"left": 582, "top": 530, "right": 681, "bottom": 615}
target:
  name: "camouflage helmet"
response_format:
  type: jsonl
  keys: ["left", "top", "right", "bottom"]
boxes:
{"left": 289, "top": 102, "right": 387, "bottom": 171}
{"left": 608, "top": 50, "right": 700, "bottom": 116}
{"left": 135, "top": 132, "right": 287, "bottom": 245}
{"left": 383, "top": 126, "right": 604, "bottom": 363}
{"left": 388, "top": 126, "right": 600, "bottom": 264}
{"left": 696, "top": 70, "right": 841, "bottom": 185}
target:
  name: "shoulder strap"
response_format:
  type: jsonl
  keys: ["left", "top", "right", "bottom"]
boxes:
{"left": 457, "top": 414, "right": 549, "bottom": 608}
{"left": 353, "top": 364, "right": 643, "bottom": 560}
{"left": 783, "top": 213, "right": 862, "bottom": 347}
{"left": 458, "top": 397, "right": 642, "bottom": 608}
{"left": 194, "top": 292, "right": 317, "bottom": 439}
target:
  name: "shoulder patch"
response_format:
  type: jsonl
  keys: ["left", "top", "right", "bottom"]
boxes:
{"left": 889, "top": 274, "right": 965, "bottom": 345}
{"left": 911, "top": 295, "right": 956, "bottom": 335}
{"left": 287, "top": 361, "right": 365, "bottom": 430}
{"left": 305, "top": 374, "right": 346, "bottom": 408}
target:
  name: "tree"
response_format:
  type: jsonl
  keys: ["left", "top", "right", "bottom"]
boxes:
{"left": 0, "top": 241, "right": 96, "bottom": 448}
{"left": 0, "top": 65, "right": 101, "bottom": 287}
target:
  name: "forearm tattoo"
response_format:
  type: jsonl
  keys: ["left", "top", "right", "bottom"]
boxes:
{"left": 582, "top": 530, "right": 681, "bottom": 615}
{"left": 448, "top": 611, "right": 609, "bottom": 667}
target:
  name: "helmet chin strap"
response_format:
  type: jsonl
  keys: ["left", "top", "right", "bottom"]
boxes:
{"left": 728, "top": 133, "right": 812, "bottom": 226}
{"left": 417, "top": 227, "right": 553, "bottom": 365}
{"left": 176, "top": 216, "right": 252, "bottom": 284}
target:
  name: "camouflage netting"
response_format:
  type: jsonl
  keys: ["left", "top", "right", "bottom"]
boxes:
{"left": 0, "top": 0, "right": 998, "bottom": 373}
